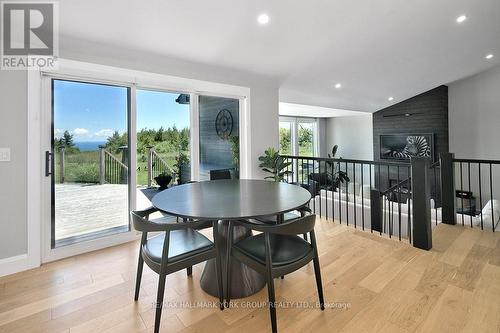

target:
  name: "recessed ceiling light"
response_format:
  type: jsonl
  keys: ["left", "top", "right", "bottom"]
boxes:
{"left": 456, "top": 15, "right": 467, "bottom": 23}
{"left": 335, "top": 83, "right": 342, "bottom": 89}
{"left": 388, "top": 97, "right": 394, "bottom": 101}
{"left": 486, "top": 54, "right": 494, "bottom": 60}
{"left": 257, "top": 13, "right": 270, "bottom": 25}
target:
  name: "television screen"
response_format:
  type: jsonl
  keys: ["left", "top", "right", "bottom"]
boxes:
{"left": 380, "top": 134, "right": 434, "bottom": 161}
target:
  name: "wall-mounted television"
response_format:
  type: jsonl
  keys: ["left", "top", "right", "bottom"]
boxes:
{"left": 380, "top": 134, "right": 434, "bottom": 161}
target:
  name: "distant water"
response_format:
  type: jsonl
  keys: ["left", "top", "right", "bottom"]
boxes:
{"left": 75, "top": 141, "right": 106, "bottom": 152}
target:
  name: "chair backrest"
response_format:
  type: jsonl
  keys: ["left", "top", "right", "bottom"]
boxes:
{"left": 131, "top": 208, "right": 210, "bottom": 232}
{"left": 210, "top": 169, "right": 232, "bottom": 180}
{"left": 238, "top": 214, "right": 316, "bottom": 236}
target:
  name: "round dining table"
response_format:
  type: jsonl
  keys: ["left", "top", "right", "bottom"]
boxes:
{"left": 151, "top": 179, "right": 311, "bottom": 298}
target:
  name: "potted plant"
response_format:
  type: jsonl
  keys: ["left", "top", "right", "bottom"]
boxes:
{"left": 258, "top": 147, "right": 293, "bottom": 182}
{"left": 154, "top": 172, "right": 172, "bottom": 191}
{"left": 325, "top": 145, "right": 350, "bottom": 190}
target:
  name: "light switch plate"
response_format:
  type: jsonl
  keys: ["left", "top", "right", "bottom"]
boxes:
{"left": 0, "top": 148, "right": 11, "bottom": 162}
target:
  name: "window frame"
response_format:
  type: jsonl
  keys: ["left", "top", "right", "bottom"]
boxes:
{"left": 279, "top": 116, "right": 319, "bottom": 157}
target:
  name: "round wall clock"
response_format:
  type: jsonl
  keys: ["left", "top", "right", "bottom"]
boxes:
{"left": 215, "top": 109, "right": 233, "bottom": 139}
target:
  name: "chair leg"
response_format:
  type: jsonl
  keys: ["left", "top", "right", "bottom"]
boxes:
{"left": 134, "top": 252, "right": 144, "bottom": 301}
{"left": 154, "top": 273, "right": 167, "bottom": 333}
{"left": 312, "top": 256, "right": 325, "bottom": 310}
{"left": 186, "top": 266, "right": 193, "bottom": 276}
{"left": 266, "top": 272, "right": 278, "bottom": 333}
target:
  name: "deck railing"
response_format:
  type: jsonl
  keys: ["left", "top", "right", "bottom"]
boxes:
{"left": 100, "top": 148, "right": 128, "bottom": 184}
{"left": 57, "top": 146, "right": 176, "bottom": 187}
{"left": 147, "top": 146, "right": 176, "bottom": 186}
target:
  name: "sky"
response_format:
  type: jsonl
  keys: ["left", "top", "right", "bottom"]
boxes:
{"left": 53, "top": 80, "right": 190, "bottom": 142}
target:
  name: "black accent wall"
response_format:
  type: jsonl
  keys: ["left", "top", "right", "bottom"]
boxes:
{"left": 373, "top": 85, "right": 448, "bottom": 200}
{"left": 373, "top": 85, "right": 449, "bottom": 162}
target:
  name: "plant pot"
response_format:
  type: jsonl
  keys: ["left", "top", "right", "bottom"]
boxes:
{"left": 154, "top": 174, "right": 172, "bottom": 191}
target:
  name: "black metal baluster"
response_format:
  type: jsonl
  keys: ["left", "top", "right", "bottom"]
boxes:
{"left": 382, "top": 191, "right": 386, "bottom": 236}
{"left": 379, "top": 164, "right": 382, "bottom": 235}
{"left": 318, "top": 159, "right": 322, "bottom": 219}
{"left": 286, "top": 157, "right": 290, "bottom": 183}
{"left": 361, "top": 163, "right": 365, "bottom": 231}
{"left": 479, "top": 163, "right": 483, "bottom": 230}
{"left": 353, "top": 162, "right": 357, "bottom": 228}
{"left": 408, "top": 166, "right": 412, "bottom": 243}
{"left": 324, "top": 159, "right": 328, "bottom": 220}
{"left": 369, "top": 163, "right": 373, "bottom": 233}
{"left": 338, "top": 161, "right": 342, "bottom": 224}
{"left": 433, "top": 165, "right": 438, "bottom": 225}
{"left": 468, "top": 162, "right": 472, "bottom": 227}
{"left": 331, "top": 157, "right": 334, "bottom": 222}
{"left": 346, "top": 161, "right": 349, "bottom": 226}
{"left": 397, "top": 165, "right": 401, "bottom": 241}
{"left": 460, "top": 162, "right": 464, "bottom": 226}
{"left": 490, "top": 163, "right": 495, "bottom": 232}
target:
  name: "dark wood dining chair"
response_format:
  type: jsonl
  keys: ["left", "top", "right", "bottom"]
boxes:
{"left": 131, "top": 207, "right": 224, "bottom": 333}
{"left": 209, "top": 168, "right": 232, "bottom": 180}
{"left": 225, "top": 214, "right": 325, "bottom": 333}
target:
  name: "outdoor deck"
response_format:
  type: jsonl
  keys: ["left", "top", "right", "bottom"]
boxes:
{"left": 55, "top": 184, "right": 154, "bottom": 240}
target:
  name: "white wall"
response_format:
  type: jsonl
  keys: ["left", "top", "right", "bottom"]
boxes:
{"left": 449, "top": 64, "right": 500, "bottom": 206}
{"left": 449, "top": 64, "right": 500, "bottom": 159}
{"left": 0, "top": 37, "right": 279, "bottom": 265}
{"left": 0, "top": 71, "right": 28, "bottom": 260}
{"left": 325, "top": 114, "right": 373, "bottom": 160}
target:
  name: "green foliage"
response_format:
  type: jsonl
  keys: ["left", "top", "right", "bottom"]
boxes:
{"left": 54, "top": 131, "right": 79, "bottom": 153}
{"left": 63, "top": 130, "right": 74, "bottom": 147}
{"left": 174, "top": 152, "right": 190, "bottom": 178}
{"left": 279, "top": 127, "right": 291, "bottom": 155}
{"left": 229, "top": 135, "right": 239, "bottom": 168}
{"left": 258, "top": 147, "right": 293, "bottom": 182}
{"left": 105, "top": 131, "right": 128, "bottom": 153}
{"left": 298, "top": 125, "right": 314, "bottom": 156}
{"left": 65, "top": 163, "right": 99, "bottom": 183}
{"left": 278, "top": 124, "right": 314, "bottom": 156}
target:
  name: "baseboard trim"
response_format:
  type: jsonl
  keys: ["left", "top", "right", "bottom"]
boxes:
{"left": 0, "top": 254, "right": 36, "bottom": 277}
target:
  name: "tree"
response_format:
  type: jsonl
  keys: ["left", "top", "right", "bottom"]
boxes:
{"left": 62, "top": 130, "right": 75, "bottom": 148}
{"left": 55, "top": 131, "right": 79, "bottom": 153}
{"left": 155, "top": 126, "right": 164, "bottom": 142}
{"left": 105, "top": 131, "right": 128, "bottom": 153}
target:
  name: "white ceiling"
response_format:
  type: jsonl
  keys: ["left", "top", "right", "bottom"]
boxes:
{"left": 59, "top": 0, "right": 500, "bottom": 112}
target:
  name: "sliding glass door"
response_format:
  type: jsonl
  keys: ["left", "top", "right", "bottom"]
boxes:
{"left": 51, "top": 79, "right": 130, "bottom": 247}
{"left": 43, "top": 72, "right": 245, "bottom": 258}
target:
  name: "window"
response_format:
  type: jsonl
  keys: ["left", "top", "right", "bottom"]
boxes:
{"left": 279, "top": 117, "right": 318, "bottom": 157}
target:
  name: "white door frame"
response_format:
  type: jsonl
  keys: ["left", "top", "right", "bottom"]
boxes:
{"left": 27, "top": 59, "right": 251, "bottom": 264}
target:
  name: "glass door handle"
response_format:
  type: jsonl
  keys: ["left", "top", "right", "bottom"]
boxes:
{"left": 45, "top": 151, "right": 53, "bottom": 177}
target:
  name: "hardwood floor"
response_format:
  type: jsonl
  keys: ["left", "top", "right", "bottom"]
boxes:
{"left": 0, "top": 217, "right": 498, "bottom": 333}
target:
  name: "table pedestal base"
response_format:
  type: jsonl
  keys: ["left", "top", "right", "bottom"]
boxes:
{"left": 200, "top": 220, "right": 266, "bottom": 299}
